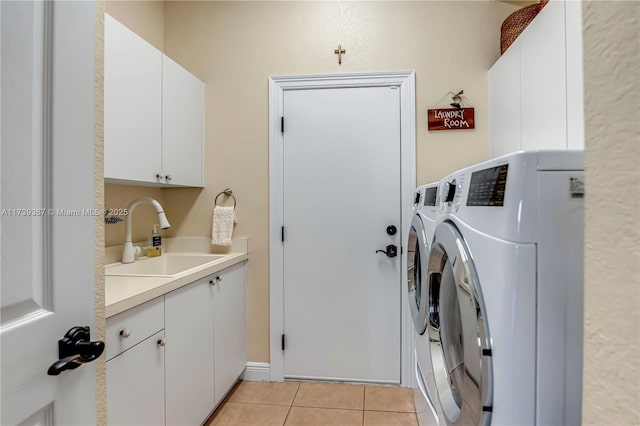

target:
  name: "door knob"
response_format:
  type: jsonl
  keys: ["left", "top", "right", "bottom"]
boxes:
{"left": 376, "top": 244, "right": 398, "bottom": 258}
{"left": 47, "top": 326, "right": 105, "bottom": 376}
{"left": 386, "top": 225, "right": 397, "bottom": 236}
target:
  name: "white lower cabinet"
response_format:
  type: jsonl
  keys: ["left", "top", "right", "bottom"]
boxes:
{"left": 214, "top": 262, "right": 247, "bottom": 405}
{"left": 165, "top": 276, "right": 216, "bottom": 426}
{"left": 107, "top": 330, "right": 166, "bottom": 426}
{"left": 106, "top": 262, "right": 247, "bottom": 425}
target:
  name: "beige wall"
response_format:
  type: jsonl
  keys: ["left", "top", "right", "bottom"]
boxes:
{"left": 105, "top": 0, "right": 165, "bottom": 51}
{"left": 163, "top": 1, "right": 516, "bottom": 362}
{"left": 582, "top": 1, "right": 640, "bottom": 424}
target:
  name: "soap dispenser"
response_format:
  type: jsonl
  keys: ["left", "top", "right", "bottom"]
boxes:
{"left": 147, "top": 224, "right": 162, "bottom": 257}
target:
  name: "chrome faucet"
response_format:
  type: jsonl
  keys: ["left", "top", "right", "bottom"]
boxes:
{"left": 122, "top": 197, "right": 171, "bottom": 263}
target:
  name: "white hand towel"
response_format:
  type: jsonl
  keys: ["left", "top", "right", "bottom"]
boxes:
{"left": 211, "top": 206, "right": 236, "bottom": 246}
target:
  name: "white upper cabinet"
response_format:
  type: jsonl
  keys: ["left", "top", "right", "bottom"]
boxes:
{"left": 519, "top": 0, "right": 566, "bottom": 151}
{"left": 162, "top": 56, "right": 204, "bottom": 187}
{"left": 104, "top": 14, "right": 162, "bottom": 184}
{"left": 564, "top": 0, "right": 585, "bottom": 150}
{"left": 104, "top": 14, "right": 204, "bottom": 187}
{"left": 489, "top": 37, "right": 521, "bottom": 158}
{"left": 488, "top": 0, "right": 584, "bottom": 157}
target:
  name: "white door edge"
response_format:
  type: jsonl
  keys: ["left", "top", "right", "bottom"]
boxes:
{"left": 268, "top": 71, "right": 416, "bottom": 386}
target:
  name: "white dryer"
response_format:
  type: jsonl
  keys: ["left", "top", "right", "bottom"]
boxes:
{"left": 425, "top": 150, "right": 584, "bottom": 425}
{"left": 407, "top": 183, "right": 441, "bottom": 425}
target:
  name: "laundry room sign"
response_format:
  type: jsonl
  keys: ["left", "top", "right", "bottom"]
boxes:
{"left": 427, "top": 107, "right": 475, "bottom": 130}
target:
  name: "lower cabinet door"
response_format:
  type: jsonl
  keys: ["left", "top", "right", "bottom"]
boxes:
{"left": 107, "top": 331, "right": 165, "bottom": 426}
{"left": 214, "top": 262, "right": 247, "bottom": 404}
{"left": 165, "top": 278, "right": 216, "bottom": 425}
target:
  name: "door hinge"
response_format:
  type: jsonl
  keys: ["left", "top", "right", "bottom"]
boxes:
{"left": 281, "top": 226, "right": 285, "bottom": 242}
{"left": 281, "top": 334, "right": 286, "bottom": 351}
{"left": 281, "top": 116, "right": 284, "bottom": 133}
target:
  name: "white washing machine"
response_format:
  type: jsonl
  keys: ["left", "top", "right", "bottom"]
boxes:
{"left": 407, "top": 183, "right": 441, "bottom": 425}
{"left": 424, "top": 150, "right": 584, "bottom": 425}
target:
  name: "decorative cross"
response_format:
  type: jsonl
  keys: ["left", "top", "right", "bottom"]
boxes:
{"left": 333, "top": 45, "right": 346, "bottom": 65}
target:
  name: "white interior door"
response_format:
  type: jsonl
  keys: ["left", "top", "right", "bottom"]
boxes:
{"left": 282, "top": 86, "right": 401, "bottom": 383}
{"left": 1, "top": 2, "right": 98, "bottom": 424}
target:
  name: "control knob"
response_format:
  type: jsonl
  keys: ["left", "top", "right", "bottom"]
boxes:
{"left": 443, "top": 179, "right": 457, "bottom": 203}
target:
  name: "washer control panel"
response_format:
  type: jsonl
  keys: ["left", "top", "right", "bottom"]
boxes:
{"left": 467, "top": 164, "right": 509, "bottom": 207}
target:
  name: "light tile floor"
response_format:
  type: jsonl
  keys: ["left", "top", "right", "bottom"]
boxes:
{"left": 206, "top": 381, "right": 417, "bottom": 426}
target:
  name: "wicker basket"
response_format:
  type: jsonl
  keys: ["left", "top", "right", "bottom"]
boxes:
{"left": 500, "top": 0, "right": 548, "bottom": 54}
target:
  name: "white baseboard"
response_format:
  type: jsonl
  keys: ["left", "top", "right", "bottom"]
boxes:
{"left": 241, "top": 362, "right": 271, "bottom": 381}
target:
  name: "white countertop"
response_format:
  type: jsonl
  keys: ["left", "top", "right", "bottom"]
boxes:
{"left": 105, "top": 237, "right": 248, "bottom": 318}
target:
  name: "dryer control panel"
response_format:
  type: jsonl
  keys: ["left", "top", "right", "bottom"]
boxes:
{"left": 440, "top": 174, "right": 465, "bottom": 214}
{"left": 423, "top": 186, "right": 438, "bottom": 207}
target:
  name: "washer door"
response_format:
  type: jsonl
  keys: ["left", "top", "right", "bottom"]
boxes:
{"left": 407, "top": 214, "right": 430, "bottom": 334}
{"left": 427, "top": 221, "right": 493, "bottom": 425}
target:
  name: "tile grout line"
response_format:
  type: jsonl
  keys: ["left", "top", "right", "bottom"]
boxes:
{"left": 363, "top": 385, "right": 367, "bottom": 411}
{"left": 362, "top": 386, "right": 367, "bottom": 426}
{"left": 282, "top": 382, "right": 302, "bottom": 425}
{"left": 286, "top": 404, "right": 365, "bottom": 412}
{"left": 226, "top": 401, "right": 300, "bottom": 408}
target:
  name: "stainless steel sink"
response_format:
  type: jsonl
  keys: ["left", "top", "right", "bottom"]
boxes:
{"left": 106, "top": 253, "right": 227, "bottom": 278}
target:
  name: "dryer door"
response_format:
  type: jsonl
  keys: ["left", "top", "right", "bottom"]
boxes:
{"left": 407, "top": 214, "right": 430, "bottom": 334}
{"left": 427, "top": 220, "right": 493, "bottom": 426}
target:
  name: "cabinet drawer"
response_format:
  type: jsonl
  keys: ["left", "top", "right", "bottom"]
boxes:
{"left": 106, "top": 297, "right": 164, "bottom": 360}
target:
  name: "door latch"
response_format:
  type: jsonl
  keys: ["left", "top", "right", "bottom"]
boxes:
{"left": 376, "top": 244, "right": 398, "bottom": 258}
{"left": 47, "top": 326, "right": 105, "bottom": 376}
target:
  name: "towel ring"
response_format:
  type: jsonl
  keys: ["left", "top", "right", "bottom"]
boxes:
{"left": 215, "top": 188, "right": 236, "bottom": 209}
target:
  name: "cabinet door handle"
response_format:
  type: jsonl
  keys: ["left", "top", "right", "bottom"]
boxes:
{"left": 216, "top": 276, "right": 222, "bottom": 283}
{"left": 120, "top": 328, "right": 131, "bottom": 338}
{"left": 209, "top": 279, "right": 216, "bottom": 286}
{"left": 155, "top": 173, "right": 163, "bottom": 182}
{"left": 157, "top": 338, "right": 166, "bottom": 347}
{"left": 165, "top": 174, "right": 173, "bottom": 182}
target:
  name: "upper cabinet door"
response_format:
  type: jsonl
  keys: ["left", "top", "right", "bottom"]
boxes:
{"left": 162, "top": 56, "right": 204, "bottom": 187}
{"left": 104, "top": 14, "right": 162, "bottom": 184}
{"left": 564, "top": 0, "right": 584, "bottom": 150}
{"left": 519, "top": 0, "right": 567, "bottom": 151}
{"left": 489, "top": 37, "right": 522, "bottom": 158}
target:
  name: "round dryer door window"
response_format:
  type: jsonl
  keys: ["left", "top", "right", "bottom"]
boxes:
{"left": 427, "top": 221, "right": 493, "bottom": 425}
{"left": 407, "top": 214, "right": 430, "bottom": 334}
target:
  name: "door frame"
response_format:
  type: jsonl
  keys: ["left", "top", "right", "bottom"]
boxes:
{"left": 268, "top": 71, "right": 416, "bottom": 385}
